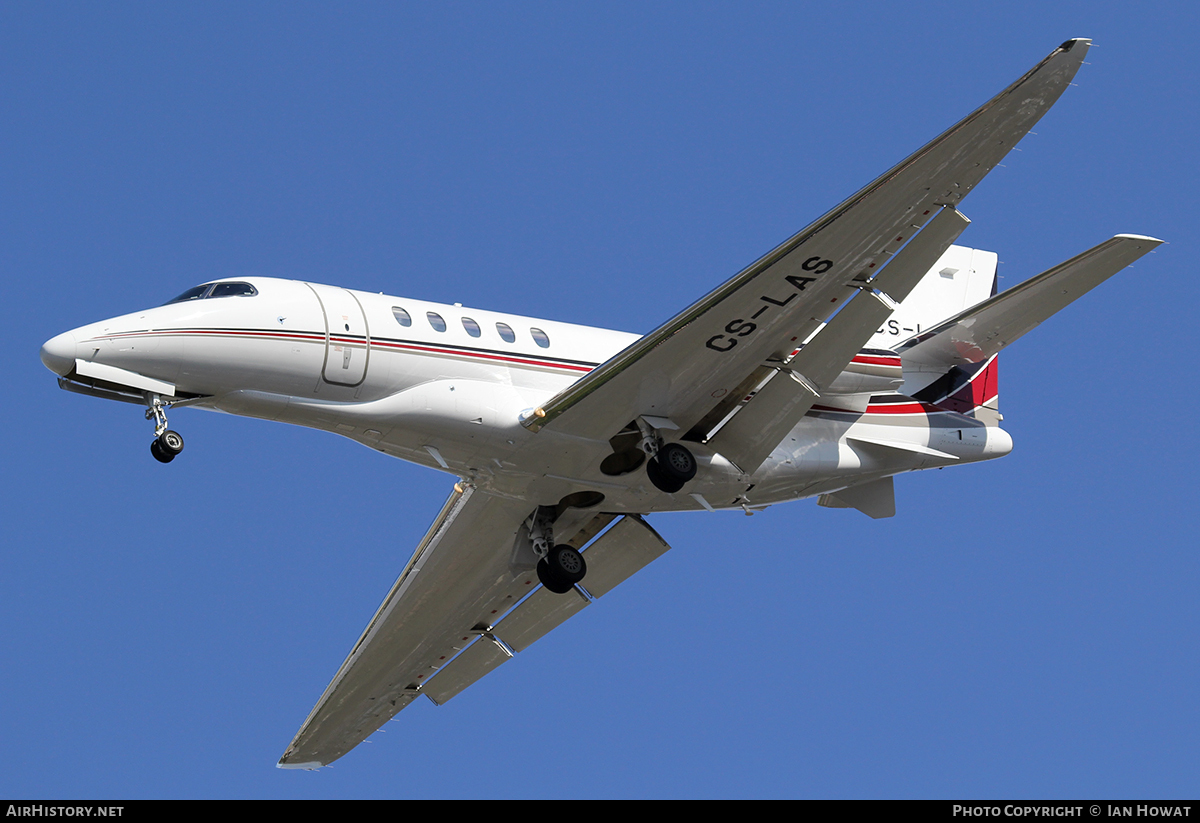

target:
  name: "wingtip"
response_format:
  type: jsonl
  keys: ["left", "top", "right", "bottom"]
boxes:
{"left": 1060, "top": 38, "right": 1092, "bottom": 51}
{"left": 1113, "top": 233, "right": 1165, "bottom": 245}
{"left": 277, "top": 759, "right": 324, "bottom": 770}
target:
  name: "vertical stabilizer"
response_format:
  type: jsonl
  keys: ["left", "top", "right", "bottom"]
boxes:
{"left": 866, "top": 245, "right": 998, "bottom": 351}
{"left": 869, "top": 243, "right": 1002, "bottom": 423}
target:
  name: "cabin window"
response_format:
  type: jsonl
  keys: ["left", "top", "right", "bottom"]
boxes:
{"left": 208, "top": 282, "right": 258, "bottom": 298}
{"left": 496, "top": 322, "right": 516, "bottom": 343}
{"left": 426, "top": 312, "right": 447, "bottom": 332}
{"left": 164, "top": 285, "right": 212, "bottom": 305}
{"left": 461, "top": 317, "right": 482, "bottom": 337}
{"left": 530, "top": 327, "right": 550, "bottom": 348}
{"left": 392, "top": 307, "right": 412, "bottom": 327}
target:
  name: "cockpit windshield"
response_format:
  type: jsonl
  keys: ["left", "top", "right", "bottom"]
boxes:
{"left": 164, "top": 282, "right": 258, "bottom": 305}
{"left": 165, "top": 285, "right": 211, "bottom": 304}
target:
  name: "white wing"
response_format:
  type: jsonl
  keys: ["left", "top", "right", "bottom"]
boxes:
{"left": 278, "top": 486, "right": 671, "bottom": 768}
{"left": 525, "top": 40, "right": 1091, "bottom": 472}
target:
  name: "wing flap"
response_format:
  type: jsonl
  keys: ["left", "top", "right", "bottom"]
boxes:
{"left": 402, "top": 516, "right": 671, "bottom": 708}
{"left": 489, "top": 515, "right": 671, "bottom": 652}
{"left": 899, "top": 234, "right": 1163, "bottom": 366}
{"left": 572, "top": 515, "right": 672, "bottom": 598}
{"left": 424, "top": 635, "right": 513, "bottom": 706}
{"left": 490, "top": 586, "right": 591, "bottom": 653}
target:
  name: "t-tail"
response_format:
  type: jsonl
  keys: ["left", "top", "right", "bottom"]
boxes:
{"left": 876, "top": 235, "right": 1162, "bottom": 423}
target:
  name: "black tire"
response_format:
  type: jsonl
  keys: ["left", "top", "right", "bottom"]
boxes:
{"left": 158, "top": 430, "right": 185, "bottom": 455}
{"left": 547, "top": 544, "right": 586, "bottom": 585}
{"left": 536, "top": 558, "right": 574, "bottom": 594}
{"left": 646, "top": 455, "right": 685, "bottom": 493}
{"left": 657, "top": 442, "right": 697, "bottom": 482}
{"left": 150, "top": 439, "right": 174, "bottom": 464}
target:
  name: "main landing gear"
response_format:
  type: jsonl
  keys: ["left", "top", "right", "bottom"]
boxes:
{"left": 646, "top": 442, "right": 697, "bottom": 494}
{"left": 537, "top": 544, "right": 587, "bottom": 594}
{"left": 636, "top": 419, "right": 697, "bottom": 494}
{"left": 145, "top": 394, "right": 185, "bottom": 464}
{"left": 527, "top": 509, "right": 588, "bottom": 594}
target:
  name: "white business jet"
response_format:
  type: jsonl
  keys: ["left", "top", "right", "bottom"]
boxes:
{"left": 40, "top": 39, "right": 1159, "bottom": 768}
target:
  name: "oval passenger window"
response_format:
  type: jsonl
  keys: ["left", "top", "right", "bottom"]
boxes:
{"left": 427, "top": 312, "right": 447, "bottom": 332}
{"left": 462, "top": 317, "right": 481, "bottom": 337}
{"left": 392, "top": 307, "right": 412, "bottom": 327}
{"left": 496, "top": 322, "right": 516, "bottom": 343}
{"left": 530, "top": 327, "right": 550, "bottom": 348}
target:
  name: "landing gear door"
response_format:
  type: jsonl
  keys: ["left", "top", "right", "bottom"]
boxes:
{"left": 308, "top": 284, "right": 370, "bottom": 386}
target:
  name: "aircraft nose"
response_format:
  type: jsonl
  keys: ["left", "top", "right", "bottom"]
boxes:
{"left": 40, "top": 331, "right": 77, "bottom": 376}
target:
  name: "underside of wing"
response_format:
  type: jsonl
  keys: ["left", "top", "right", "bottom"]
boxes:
{"left": 523, "top": 39, "right": 1091, "bottom": 460}
{"left": 277, "top": 487, "right": 533, "bottom": 768}
{"left": 277, "top": 488, "right": 675, "bottom": 769}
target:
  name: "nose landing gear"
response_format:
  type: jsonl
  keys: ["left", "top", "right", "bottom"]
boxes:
{"left": 145, "top": 394, "right": 185, "bottom": 464}
{"left": 150, "top": 430, "right": 185, "bottom": 464}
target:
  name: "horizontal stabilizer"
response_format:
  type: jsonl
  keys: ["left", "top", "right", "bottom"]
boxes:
{"left": 898, "top": 235, "right": 1162, "bottom": 366}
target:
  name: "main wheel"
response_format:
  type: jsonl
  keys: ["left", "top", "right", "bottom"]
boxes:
{"left": 158, "top": 430, "right": 185, "bottom": 455}
{"left": 150, "top": 439, "right": 175, "bottom": 464}
{"left": 646, "top": 454, "right": 685, "bottom": 493}
{"left": 537, "top": 544, "right": 587, "bottom": 594}
{"left": 548, "top": 544, "right": 586, "bottom": 585}
{"left": 537, "top": 558, "right": 573, "bottom": 594}
{"left": 658, "top": 443, "right": 697, "bottom": 482}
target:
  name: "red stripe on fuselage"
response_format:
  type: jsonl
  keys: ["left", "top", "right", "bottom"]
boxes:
{"left": 811, "top": 400, "right": 945, "bottom": 416}
{"left": 849, "top": 354, "right": 902, "bottom": 367}
{"left": 86, "top": 328, "right": 595, "bottom": 374}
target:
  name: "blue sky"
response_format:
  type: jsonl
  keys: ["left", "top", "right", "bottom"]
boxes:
{"left": 3, "top": 2, "right": 1198, "bottom": 799}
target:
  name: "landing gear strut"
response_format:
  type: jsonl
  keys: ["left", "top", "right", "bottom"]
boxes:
{"left": 145, "top": 394, "right": 185, "bottom": 464}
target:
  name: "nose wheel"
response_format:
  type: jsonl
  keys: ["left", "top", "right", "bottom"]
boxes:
{"left": 150, "top": 430, "right": 185, "bottom": 464}
{"left": 145, "top": 394, "right": 185, "bottom": 464}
